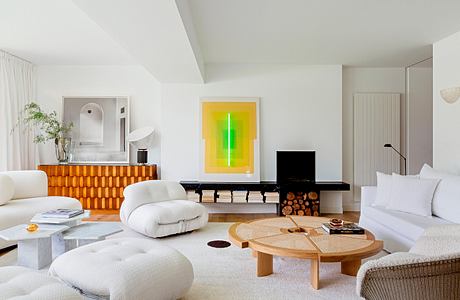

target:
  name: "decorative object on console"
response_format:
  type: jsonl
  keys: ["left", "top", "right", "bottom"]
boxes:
{"left": 127, "top": 126, "right": 155, "bottom": 165}
{"left": 440, "top": 86, "right": 460, "bottom": 103}
{"left": 199, "top": 97, "right": 260, "bottom": 182}
{"left": 17, "top": 102, "right": 73, "bottom": 164}
{"left": 38, "top": 164, "right": 157, "bottom": 210}
{"left": 62, "top": 96, "right": 129, "bottom": 163}
{"left": 383, "top": 143, "right": 407, "bottom": 175}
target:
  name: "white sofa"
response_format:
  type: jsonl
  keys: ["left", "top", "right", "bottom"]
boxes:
{"left": 359, "top": 186, "right": 452, "bottom": 253}
{"left": 0, "top": 170, "right": 82, "bottom": 250}
{"left": 359, "top": 164, "right": 460, "bottom": 253}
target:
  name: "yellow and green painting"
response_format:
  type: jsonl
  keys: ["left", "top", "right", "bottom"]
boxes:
{"left": 201, "top": 100, "right": 258, "bottom": 177}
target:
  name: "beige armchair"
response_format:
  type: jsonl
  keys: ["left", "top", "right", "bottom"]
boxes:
{"left": 357, "top": 224, "right": 460, "bottom": 300}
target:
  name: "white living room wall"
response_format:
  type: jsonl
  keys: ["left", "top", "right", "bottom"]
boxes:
{"left": 36, "top": 65, "right": 162, "bottom": 166}
{"left": 407, "top": 64, "right": 433, "bottom": 174}
{"left": 433, "top": 30, "right": 460, "bottom": 174}
{"left": 161, "top": 64, "right": 344, "bottom": 213}
{"left": 342, "top": 67, "right": 406, "bottom": 211}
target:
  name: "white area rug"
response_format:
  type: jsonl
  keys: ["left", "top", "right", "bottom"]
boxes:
{"left": 0, "top": 223, "right": 385, "bottom": 299}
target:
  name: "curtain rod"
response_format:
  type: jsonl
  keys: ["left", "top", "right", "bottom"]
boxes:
{"left": 0, "top": 49, "right": 33, "bottom": 64}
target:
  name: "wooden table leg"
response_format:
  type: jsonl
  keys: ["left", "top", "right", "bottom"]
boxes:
{"left": 256, "top": 251, "right": 273, "bottom": 277}
{"left": 310, "top": 259, "right": 320, "bottom": 290}
{"left": 341, "top": 259, "right": 361, "bottom": 276}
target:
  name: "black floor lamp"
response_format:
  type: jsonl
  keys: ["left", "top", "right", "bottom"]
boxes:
{"left": 384, "top": 144, "right": 407, "bottom": 175}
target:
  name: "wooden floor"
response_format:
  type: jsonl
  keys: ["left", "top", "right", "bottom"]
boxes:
{"left": 86, "top": 210, "right": 360, "bottom": 223}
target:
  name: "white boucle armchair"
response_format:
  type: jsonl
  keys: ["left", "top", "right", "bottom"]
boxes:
{"left": 120, "top": 180, "right": 208, "bottom": 238}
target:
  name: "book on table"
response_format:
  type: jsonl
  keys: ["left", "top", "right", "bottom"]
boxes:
{"left": 321, "top": 223, "right": 365, "bottom": 235}
{"left": 41, "top": 209, "right": 84, "bottom": 219}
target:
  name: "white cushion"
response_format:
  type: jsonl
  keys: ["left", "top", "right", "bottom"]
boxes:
{"left": 419, "top": 164, "right": 460, "bottom": 223}
{"left": 410, "top": 224, "right": 460, "bottom": 256}
{"left": 361, "top": 205, "right": 451, "bottom": 243}
{"left": 387, "top": 173, "right": 439, "bottom": 217}
{"left": 126, "top": 200, "right": 209, "bottom": 238}
{"left": 0, "top": 171, "right": 48, "bottom": 200}
{"left": 373, "top": 172, "right": 392, "bottom": 207}
{"left": 0, "top": 196, "right": 82, "bottom": 249}
{"left": 49, "top": 238, "right": 194, "bottom": 300}
{"left": 0, "top": 174, "right": 14, "bottom": 206}
{"left": 0, "top": 266, "right": 82, "bottom": 300}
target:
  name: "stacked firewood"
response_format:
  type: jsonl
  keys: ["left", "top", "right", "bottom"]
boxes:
{"left": 281, "top": 191, "right": 319, "bottom": 216}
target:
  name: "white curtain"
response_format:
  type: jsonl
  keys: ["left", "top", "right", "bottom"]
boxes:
{"left": 0, "top": 50, "right": 37, "bottom": 171}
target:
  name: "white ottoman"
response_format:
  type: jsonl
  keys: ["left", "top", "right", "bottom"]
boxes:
{"left": 0, "top": 266, "right": 82, "bottom": 300}
{"left": 121, "top": 180, "right": 208, "bottom": 238}
{"left": 49, "top": 238, "right": 194, "bottom": 300}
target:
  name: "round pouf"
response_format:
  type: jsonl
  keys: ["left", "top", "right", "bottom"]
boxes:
{"left": 48, "top": 238, "right": 194, "bottom": 300}
{"left": 0, "top": 266, "right": 82, "bottom": 299}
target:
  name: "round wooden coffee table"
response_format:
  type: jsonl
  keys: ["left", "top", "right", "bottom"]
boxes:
{"left": 228, "top": 216, "right": 383, "bottom": 289}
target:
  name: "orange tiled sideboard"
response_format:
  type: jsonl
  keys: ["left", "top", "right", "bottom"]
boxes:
{"left": 38, "top": 164, "right": 157, "bottom": 210}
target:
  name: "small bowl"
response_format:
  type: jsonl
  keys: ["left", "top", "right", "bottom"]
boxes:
{"left": 329, "top": 219, "right": 344, "bottom": 227}
{"left": 26, "top": 223, "right": 39, "bottom": 232}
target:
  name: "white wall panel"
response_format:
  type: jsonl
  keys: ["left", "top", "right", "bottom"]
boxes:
{"left": 353, "top": 93, "right": 400, "bottom": 202}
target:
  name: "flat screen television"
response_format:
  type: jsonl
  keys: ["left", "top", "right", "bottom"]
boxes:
{"left": 276, "top": 150, "right": 315, "bottom": 183}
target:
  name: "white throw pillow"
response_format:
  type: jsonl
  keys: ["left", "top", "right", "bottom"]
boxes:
{"left": 387, "top": 173, "right": 439, "bottom": 217}
{"left": 0, "top": 174, "right": 14, "bottom": 205}
{"left": 373, "top": 172, "right": 392, "bottom": 207}
{"left": 419, "top": 164, "right": 460, "bottom": 223}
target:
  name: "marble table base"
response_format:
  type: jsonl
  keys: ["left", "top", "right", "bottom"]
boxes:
{"left": 52, "top": 234, "right": 77, "bottom": 259}
{"left": 17, "top": 237, "right": 52, "bottom": 270}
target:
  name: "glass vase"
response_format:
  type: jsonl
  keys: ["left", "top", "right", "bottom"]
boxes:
{"left": 55, "top": 137, "right": 71, "bottom": 164}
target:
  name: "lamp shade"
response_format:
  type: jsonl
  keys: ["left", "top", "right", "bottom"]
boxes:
{"left": 127, "top": 127, "right": 155, "bottom": 149}
{"left": 440, "top": 87, "right": 460, "bottom": 104}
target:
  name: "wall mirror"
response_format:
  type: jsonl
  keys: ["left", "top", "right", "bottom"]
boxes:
{"left": 62, "top": 96, "right": 129, "bottom": 164}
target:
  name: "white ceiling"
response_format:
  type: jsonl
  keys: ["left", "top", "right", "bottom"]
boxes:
{"left": 1, "top": 0, "right": 459, "bottom": 82}
{"left": 187, "top": 0, "right": 460, "bottom": 67}
{"left": 72, "top": 0, "right": 205, "bottom": 83}
{"left": 0, "top": 0, "right": 134, "bottom": 65}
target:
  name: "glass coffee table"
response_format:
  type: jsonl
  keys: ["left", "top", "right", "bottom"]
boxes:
{"left": 228, "top": 216, "right": 383, "bottom": 289}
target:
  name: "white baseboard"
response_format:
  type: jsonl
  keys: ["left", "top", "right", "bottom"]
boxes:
{"left": 320, "top": 206, "right": 343, "bottom": 214}
{"left": 343, "top": 202, "right": 361, "bottom": 212}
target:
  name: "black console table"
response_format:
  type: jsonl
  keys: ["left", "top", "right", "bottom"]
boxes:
{"left": 180, "top": 181, "right": 349, "bottom": 216}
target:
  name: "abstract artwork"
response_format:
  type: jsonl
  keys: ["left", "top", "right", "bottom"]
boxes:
{"left": 199, "top": 98, "right": 260, "bottom": 182}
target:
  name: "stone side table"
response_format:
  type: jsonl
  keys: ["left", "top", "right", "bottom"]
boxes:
{"left": 30, "top": 210, "right": 90, "bottom": 258}
{"left": 0, "top": 224, "right": 69, "bottom": 269}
